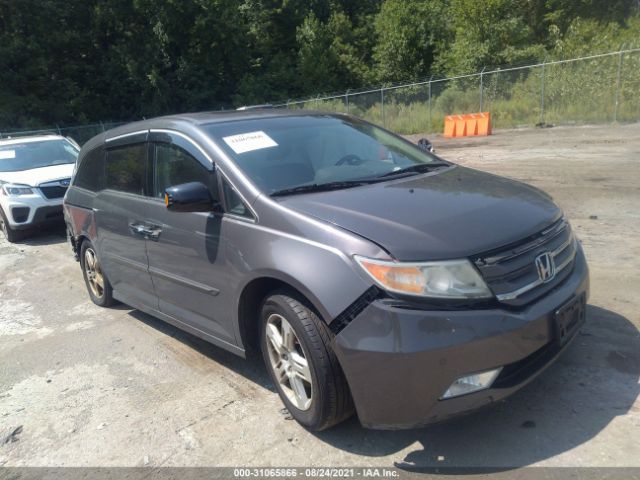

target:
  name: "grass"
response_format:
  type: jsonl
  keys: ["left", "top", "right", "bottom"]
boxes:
{"left": 297, "top": 52, "right": 640, "bottom": 134}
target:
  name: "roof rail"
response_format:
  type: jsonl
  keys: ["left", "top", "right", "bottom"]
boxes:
{"left": 236, "top": 104, "right": 275, "bottom": 111}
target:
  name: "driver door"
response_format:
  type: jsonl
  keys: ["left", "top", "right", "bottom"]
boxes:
{"left": 144, "top": 131, "right": 236, "bottom": 345}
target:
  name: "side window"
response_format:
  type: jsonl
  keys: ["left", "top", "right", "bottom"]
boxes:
{"left": 154, "top": 143, "right": 208, "bottom": 198}
{"left": 222, "top": 178, "right": 253, "bottom": 219}
{"left": 74, "top": 146, "right": 105, "bottom": 192}
{"left": 105, "top": 144, "right": 146, "bottom": 195}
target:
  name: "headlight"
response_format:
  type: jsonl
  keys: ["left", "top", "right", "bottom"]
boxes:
{"left": 2, "top": 184, "right": 34, "bottom": 196}
{"left": 355, "top": 256, "right": 493, "bottom": 299}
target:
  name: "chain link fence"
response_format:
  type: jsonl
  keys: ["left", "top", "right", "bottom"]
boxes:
{"left": 2, "top": 49, "right": 638, "bottom": 144}
{"left": 277, "top": 48, "right": 640, "bottom": 135}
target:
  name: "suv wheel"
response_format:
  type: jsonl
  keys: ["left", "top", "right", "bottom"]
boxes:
{"left": 260, "top": 293, "right": 353, "bottom": 431}
{"left": 0, "top": 207, "right": 24, "bottom": 243}
{"left": 80, "top": 240, "right": 115, "bottom": 307}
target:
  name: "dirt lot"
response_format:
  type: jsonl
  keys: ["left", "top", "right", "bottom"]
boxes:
{"left": 1, "top": 124, "right": 639, "bottom": 469}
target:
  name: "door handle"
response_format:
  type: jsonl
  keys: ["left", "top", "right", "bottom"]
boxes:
{"left": 129, "top": 222, "right": 147, "bottom": 236}
{"left": 129, "top": 222, "right": 162, "bottom": 240}
{"left": 145, "top": 225, "right": 162, "bottom": 240}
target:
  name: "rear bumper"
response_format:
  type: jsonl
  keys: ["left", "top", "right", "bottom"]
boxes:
{"left": 332, "top": 246, "right": 590, "bottom": 429}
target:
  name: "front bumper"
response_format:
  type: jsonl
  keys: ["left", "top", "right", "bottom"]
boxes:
{"left": 1, "top": 193, "right": 64, "bottom": 230}
{"left": 332, "top": 246, "right": 590, "bottom": 429}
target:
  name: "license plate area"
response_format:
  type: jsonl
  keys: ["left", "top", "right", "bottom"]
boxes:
{"left": 554, "top": 293, "right": 586, "bottom": 346}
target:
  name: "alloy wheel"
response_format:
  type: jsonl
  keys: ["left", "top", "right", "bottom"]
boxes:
{"left": 84, "top": 248, "right": 105, "bottom": 298}
{"left": 265, "top": 313, "right": 313, "bottom": 411}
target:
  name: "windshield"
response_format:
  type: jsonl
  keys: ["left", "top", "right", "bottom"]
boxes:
{"left": 0, "top": 139, "right": 79, "bottom": 172}
{"left": 205, "top": 115, "right": 443, "bottom": 195}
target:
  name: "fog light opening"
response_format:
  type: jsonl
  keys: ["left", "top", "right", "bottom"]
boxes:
{"left": 440, "top": 367, "right": 503, "bottom": 400}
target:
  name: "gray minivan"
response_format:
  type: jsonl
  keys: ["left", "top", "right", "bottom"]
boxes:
{"left": 64, "top": 110, "right": 589, "bottom": 430}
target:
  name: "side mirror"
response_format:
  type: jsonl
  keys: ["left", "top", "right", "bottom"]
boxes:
{"left": 164, "top": 182, "right": 216, "bottom": 212}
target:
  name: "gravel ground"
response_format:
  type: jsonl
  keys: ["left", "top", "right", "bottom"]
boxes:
{"left": 1, "top": 123, "right": 639, "bottom": 469}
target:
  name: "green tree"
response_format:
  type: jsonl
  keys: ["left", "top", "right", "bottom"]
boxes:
{"left": 543, "top": 0, "right": 636, "bottom": 35}
{"left": 552, "top": 15, "right": 640, "bottom": 57}
{"left": 296, "top": 13, "right": 341, "bottom": 93}
{"left": 234, "top": 0, "right": 325, "bottom": 104}
{"left": 130, "top": 0, "right": 249, "bottom": 114}
{"left": 0, "top": 0, "right": 98, "bottom": 127}
{"left": 438, "top": 0, "right": 545, "bottom": 74}
{"left": 296, "top": 11, "right": 373, "bottom": 94}
{"left": 373, "top": 0, "right": 451, "bottom": 83}
{"left": 0, "top": 0, "right": 638, "bottom": 129}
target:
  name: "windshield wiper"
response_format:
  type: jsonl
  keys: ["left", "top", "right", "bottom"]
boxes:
{"left": 270, "top": 163, "right": 451, "bottom": 196}
{"left": 378, "top": 162, "right": 450, "bottom": 178}
{"left": 270, "top": 180, "right": 373, "bottom": 197}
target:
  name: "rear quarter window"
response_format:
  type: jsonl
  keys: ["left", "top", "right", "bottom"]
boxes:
{"left": 105, "top": 144, "right": 146, "bottom": 195}
{"left": 73, "top": 146, "right": 105, "bottom": 192}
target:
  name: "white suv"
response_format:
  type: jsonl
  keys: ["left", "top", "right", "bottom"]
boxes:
{"left": 0, "top": 135, "right": 79, "bottom": 242}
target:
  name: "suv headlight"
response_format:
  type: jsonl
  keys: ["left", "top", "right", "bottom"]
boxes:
{"left": 2, "top": 184, "right": 34, "bottom": 196}
{"left": 355, "top": 256, "right": 493, "bottom": 299}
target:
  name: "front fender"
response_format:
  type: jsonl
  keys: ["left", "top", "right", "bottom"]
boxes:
{"left": 224, "top": 217, "right": 373, "bottom": 325}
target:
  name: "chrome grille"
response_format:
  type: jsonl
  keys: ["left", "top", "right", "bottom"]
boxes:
{"left": 473, "top": 218, "right": 577, "bottom": 306}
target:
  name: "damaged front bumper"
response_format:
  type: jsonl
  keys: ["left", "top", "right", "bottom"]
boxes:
{"left": 332, "top": 247, "right": 590, "bottom": 429}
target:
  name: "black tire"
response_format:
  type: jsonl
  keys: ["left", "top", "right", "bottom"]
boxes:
{"left": 0, "top": 207, "right": 24, "bottom": 243}
{"left": 80, "top": 240, "right": 115, "bottom": 307}
{"left": 260, "top": 292, "right": 354, "bottom": 431}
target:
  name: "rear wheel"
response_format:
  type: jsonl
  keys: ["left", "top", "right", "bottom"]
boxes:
{"left": 80, "top": 240, "right": 115, "bottom": 307}
{"left": 260, "top": 292, "right": 353, "bottom": 431}
{"left": 0, "top": 207, "right": 24, "bottom": 243}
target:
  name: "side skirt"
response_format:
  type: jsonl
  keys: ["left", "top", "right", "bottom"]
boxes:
{"left": 113, "top": 290, "right": 246, "bottom": 358}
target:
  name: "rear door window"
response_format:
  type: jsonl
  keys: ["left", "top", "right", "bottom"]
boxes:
{"left": 105, "top": 144, "right": 146, "bottom": 195}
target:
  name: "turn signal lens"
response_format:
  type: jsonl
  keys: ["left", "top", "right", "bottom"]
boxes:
{"left": 357, "top": 261, "right": 425, "bottom": 294}
{"left": 354, "top": 256, "right": 493, "bottom": 299}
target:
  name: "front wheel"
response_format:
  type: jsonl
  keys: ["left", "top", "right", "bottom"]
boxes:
{"left": 80, "top": 240, "right": 115, "bottom": 307}
{"left": 260, "top": 293, "right": 353, "bottom": 431}
{"left": 0, "top": 207, "right": 24, "bottom": 243}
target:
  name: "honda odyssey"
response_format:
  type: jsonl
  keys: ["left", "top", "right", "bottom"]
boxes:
{"left": 64, "top": 111, "right": 589, "bottom": 430}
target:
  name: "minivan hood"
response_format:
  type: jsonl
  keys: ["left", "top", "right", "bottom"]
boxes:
{"left": 0, "top": 163, "right": 75, "bottom": 187}
{"left": 277, "top": 166, "right": 561, "bottom": 261}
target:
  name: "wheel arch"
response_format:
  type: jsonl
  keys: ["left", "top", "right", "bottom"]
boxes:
{"left": 64, "top": 200, "right": 99, "bottom": 261}
{"left": 71, "top": 232, "right": 90, "bottom": 261}
{"left": 236, "top": 274, "right": 330, "bottom": 352}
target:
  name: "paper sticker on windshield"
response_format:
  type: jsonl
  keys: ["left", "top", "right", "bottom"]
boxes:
{"left": 0, "top": 150, "right": 16, "bottom": 159}
{"left": 223, "top": 131, "right": 278, "bottom": 154}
